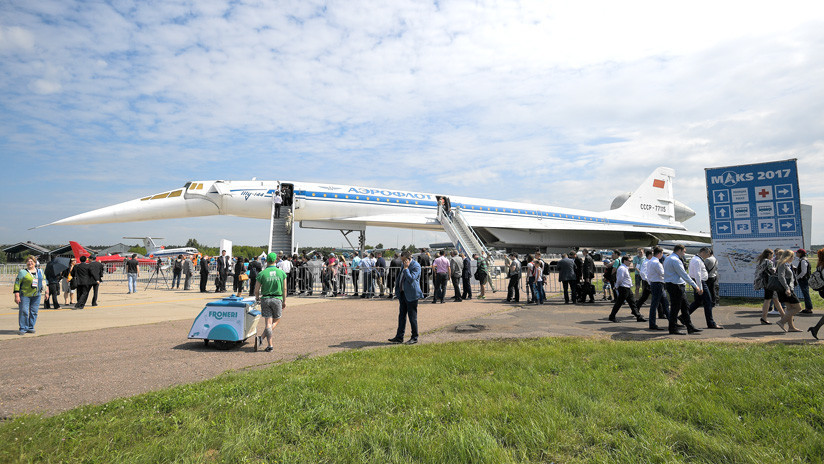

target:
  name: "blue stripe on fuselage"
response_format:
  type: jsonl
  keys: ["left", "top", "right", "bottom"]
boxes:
{"left": 294, "top": 189, "right": 683, "bottom": 230}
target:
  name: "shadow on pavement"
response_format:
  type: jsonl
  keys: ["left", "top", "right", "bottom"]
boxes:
{"left": 329, "top": 340, "right": 388, "bottom": 349}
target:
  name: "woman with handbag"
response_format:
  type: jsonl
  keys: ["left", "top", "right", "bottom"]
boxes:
{"left": 754, "top": 249, "right": 784, "bottom": 324}
{"left": 807, "top": 249, "right": 824, "bottom": 339}
{"left": 773, "top": 249, "right": 803, "bottom": 332}
{"left": 61, "top": 258, "right": 76, "bottom": 306}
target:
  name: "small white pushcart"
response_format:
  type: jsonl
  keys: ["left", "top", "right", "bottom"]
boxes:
{"left": 188, "top": 295, "right": 262, "bottom": 350}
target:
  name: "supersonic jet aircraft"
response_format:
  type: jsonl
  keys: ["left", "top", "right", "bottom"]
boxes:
{"left": 39, "top": 167, "right": 709, "bottom": 251}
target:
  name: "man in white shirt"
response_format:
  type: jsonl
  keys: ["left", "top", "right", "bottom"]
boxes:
{"left": 688, "top": 247, "right": 723, "bottom": 329}
{"left": 635, "top": 249, "right": 656, "bottom": 315}
{"left": 645, "top": 246, "right": 671, "bottom": 330}
{"left": 608, "top": 256, "right": 646, "bottom": 322}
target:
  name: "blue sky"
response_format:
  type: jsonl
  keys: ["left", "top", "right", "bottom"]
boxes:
{"left": 1, "top": 0, "right": 823, "bottom": 249}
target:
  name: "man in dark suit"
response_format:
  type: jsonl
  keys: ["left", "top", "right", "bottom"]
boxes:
{"left": 43, "top": 256, "right": 61, "bottom": 309}
{"left": 416, "top": 250, "right": 431, "bottom": 298}
{"left": 72, "top": 256, "right": 95, "bottom": 309}
{"left": 88, "top": 255, "right": 104, "bottom": 306}
{"left": 216, "top": 250, "right": 229, "bottom": 292}
{"left": 199, "top": 255, "right": 210, "bottom": 292}
{"left": 461, "top": 252, "right": 472, "bottom": 300}
{"left": 388, "top": 251, "right": 423, "bottom": 345}
{"left": 558, "top": 252, "right": 578, "bottom": 304}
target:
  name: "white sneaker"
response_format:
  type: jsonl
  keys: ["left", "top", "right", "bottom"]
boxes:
{"left": 767, "top": 310, "right": 780, "bottom": 315}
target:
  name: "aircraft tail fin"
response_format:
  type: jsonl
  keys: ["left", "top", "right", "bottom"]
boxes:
{"left": 123, "top": 236, "right": 162, "bottom": 256}
{"left": 612, "top": 167, "right": 676, "bottom": 222}
{"left": 69, "top": 241, "right": 92, "bottom": 261}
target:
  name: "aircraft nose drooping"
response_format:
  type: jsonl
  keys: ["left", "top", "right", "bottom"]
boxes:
{"left": 35, "top": 183, "right": 223, "bottom": 228}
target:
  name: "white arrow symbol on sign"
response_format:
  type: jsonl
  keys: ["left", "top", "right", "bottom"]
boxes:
{"left": 720, "top": 225, "right": 729, "bottom": 231}
{"left": 782, "top": 222, "right": 792, "bottom": 229}
{"left": 720, "top": 208, "right": 727, "bottom": 217}
{"left": 781, "top": 204, "right": 790, "bottom": 213}
{"left": 778, "top": 188, "right": 789, "bottom": 195}
{"left": 717, "top": 192, "right": 726, "bottom": 201}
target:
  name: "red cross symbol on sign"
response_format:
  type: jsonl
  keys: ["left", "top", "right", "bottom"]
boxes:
{"left": 758, "top": 189, "right": 770, "bottom": 198}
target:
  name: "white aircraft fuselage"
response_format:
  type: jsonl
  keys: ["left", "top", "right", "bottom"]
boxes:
{"left": 44, "top": 168, "right": 710, "bottom": 250}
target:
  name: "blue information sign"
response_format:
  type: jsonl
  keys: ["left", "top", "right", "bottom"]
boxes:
{"left": 705, "top": 159, "right": 804, "bottom": 297}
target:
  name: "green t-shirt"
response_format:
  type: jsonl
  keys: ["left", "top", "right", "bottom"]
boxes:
{"left": 257, "top": 264, "right": 287, "bottom": 300}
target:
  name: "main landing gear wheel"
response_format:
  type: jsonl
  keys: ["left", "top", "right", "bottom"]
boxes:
{"left": 203, "top": 339, "right": 209, "bottom": 347}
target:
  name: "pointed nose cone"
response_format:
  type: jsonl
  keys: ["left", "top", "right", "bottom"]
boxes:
{"left": 38, "top": 190, "right": 221, "bottom": 227}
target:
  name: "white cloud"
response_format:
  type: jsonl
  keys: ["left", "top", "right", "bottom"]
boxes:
{"left": 1, "top": 0, "right": 823, "bottom": 247}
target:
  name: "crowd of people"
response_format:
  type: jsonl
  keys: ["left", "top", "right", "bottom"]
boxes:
{"left": 12, "top": 245, "right": 823, "bottom": 342}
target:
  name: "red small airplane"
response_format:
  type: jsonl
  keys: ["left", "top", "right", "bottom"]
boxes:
{"left": 69, "top": 241, "right": 156, "bottom": 268}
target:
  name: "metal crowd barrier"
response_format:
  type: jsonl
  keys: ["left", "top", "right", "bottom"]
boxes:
{"left": 2, "top": 262, "right": 608, "bottom": 300}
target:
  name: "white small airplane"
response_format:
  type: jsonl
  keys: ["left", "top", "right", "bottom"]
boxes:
{"left": 122, "top": 236, "right": 199, "bottom": 259}
{"left": 40, "top": 167, "right": 709, "bottom": 251}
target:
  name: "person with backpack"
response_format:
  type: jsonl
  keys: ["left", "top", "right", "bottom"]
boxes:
{"left": 581, "top": 249, "right": 596, "bottom": 303}
{"left": 774, "top": 249, "right": 804, "bottom": 332}
{"left": 753, "top": 249, "right": 785, "bottom": 325}
{"left": 506, "top": 253, "right": 521, "bottom": 302}
{"left": 474, "top": 252, "right": 491, "bottom": 300}
{"left": 807, "top": 249, "right": 824, "bottom": 339}
{"left": 172, "top": 255, "right": 183, "bottom": 289}
{"left": 529, "top": 255, "right": 544, "bottom": 304}
{"left": 794, "top": 249, "right": 813, "bottom": 314}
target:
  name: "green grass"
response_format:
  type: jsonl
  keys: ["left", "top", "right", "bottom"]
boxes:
{"left": 2, "top": 338, "right": 823, "bottom": 463}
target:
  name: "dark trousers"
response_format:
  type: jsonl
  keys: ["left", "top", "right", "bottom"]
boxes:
{"left": 249, "top": 276, "right": 257, "bottom": 296}
{"left": 689, "top": 281, "right": 717, "bottom": 327}
{"left": 666, "top": 283, "right": 694, "bottom": 329}
{"left": 395, "top": 296, "right": 419, "bottom": 339}
{"left": 91, "top": 283, "right": 100, "bottom": 305}
{"left": 451, "top": 275, "right": 462, "bottom": 300}
{"left": 507, "top": 276, "right": 520, "bottom": 301}
{"left": 351, "top": 269, "right": 360, "bottom": 295}
{"left": 44, "top": 283, "right": 61, "bottom": 309}
{"left": 707, "top": 276, "right": 719, "bottom": 305}
{"left": 648, "top": 282, "right": 670, "bottom": 327}
{"left": 562, "top": 280, "right": 577, "bottom": 303}
{"left": 636, "top": 280, "right": 652, "bottom": 311}
{"left": 462, "top": 275, "right": 472, "bottom": 299}
{"left": 172, "top": 272, "right": 181, "bottom": 289}
{"left": 799, "top": 279, "right": 813, "bottom": 310}
{"left": 609, "top": 286, "right": 640, "bottom": 318}
{"left": 274, "top": 204, "right": 281, "bottom": 217}
{"left": 217, "top": 271, "right": 227, "bottom": 292}
{"left": 434, "top": 272, "right": 448, "bottom": 302}
{"left": 76, "top": 284, "right": 91, "bottom": 308}
{"left": 200, "top": 273, "right": 208, "bottom": 292}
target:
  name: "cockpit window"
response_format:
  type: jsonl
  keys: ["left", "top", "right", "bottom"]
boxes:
{"left": 168, "top": 190, "right": 182, "bottom": 197}
{"left": 151, "top": 192, "right": 170, "bottom": 200}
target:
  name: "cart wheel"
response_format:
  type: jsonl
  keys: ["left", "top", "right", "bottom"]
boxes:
{"left": 254, "top": 335, "right": 260, "bottom": 352}
{"left": 203, "top": 339, "right": 209, "bottom": 347}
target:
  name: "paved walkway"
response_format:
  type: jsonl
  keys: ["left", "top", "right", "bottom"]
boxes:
{"left": 0, "top": 284, "right": 820, "bottom": 418}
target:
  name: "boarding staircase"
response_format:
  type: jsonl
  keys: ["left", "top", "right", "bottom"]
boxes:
{"left": 268, "top": 203, "right": 294, "bottom": 256}
{"left": 438, "top": 206, "right": 496, "bottom": 291}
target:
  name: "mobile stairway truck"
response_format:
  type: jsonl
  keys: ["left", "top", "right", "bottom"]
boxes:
{"left": 188, "top": 295, "right": 262, "bottom": 351}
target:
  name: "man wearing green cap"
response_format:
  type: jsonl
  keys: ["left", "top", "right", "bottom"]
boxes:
{"left": 254, "top": 252, "right": 287, "bottom": 352}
